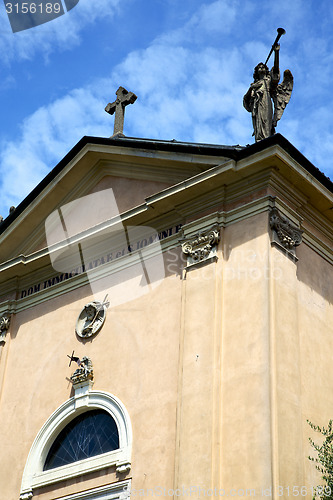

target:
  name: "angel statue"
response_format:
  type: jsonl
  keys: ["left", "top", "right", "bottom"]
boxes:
{"left": 243, "top": 36, "right": 293, "bottom": 142}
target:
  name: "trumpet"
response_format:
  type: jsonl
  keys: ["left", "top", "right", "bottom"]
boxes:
{"left": 265, "top": 28, "right": 286, "bottom": 65}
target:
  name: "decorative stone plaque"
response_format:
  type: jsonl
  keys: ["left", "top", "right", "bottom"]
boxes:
{"left": 181, "top": 226, "right": 220, "bottom": 267}
{"left": 75, "top": 300, "right": 108, "bottom": 339}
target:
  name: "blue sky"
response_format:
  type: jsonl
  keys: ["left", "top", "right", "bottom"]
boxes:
{"left": 0, "top": 0, "right": 332, "bottom": 218}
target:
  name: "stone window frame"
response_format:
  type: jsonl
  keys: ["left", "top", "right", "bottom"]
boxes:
{"left": 54, "top": 480, "right": 131, "bottom": 500}
{"left": 20, "top": 390, "right": 132, "bottom": 500}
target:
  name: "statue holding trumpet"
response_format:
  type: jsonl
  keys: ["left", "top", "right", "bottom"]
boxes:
{"left": 243, "top": 28, "right": 293, "bottom": 142}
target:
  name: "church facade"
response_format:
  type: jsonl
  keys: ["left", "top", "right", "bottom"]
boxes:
{"left": 0, "top": 133, "right": 332, "bottom": 500}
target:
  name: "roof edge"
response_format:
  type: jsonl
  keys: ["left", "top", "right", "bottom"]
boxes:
{"left": 0, "top": 133, "right": 332, "bottom": 235}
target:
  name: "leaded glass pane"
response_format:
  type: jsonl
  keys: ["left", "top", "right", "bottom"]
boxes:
{"left": 44, "top": 410, "right": 119, "bottom": 470}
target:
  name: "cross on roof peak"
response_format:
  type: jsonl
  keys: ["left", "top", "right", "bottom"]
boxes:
{"left": 105, "top": 86, "right": 137, "bottom": 137}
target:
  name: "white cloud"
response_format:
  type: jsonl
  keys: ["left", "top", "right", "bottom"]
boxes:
{"left": 111, "top": 37, "right": 250, "bottom": 146}
{"left": 0, "top": 87, "right": 111, "bottom": 215}
{"left": 0, "top": 0, "right": 124, "bottom": 63}
{"left": 156, "top": 0, "right": 238, "bottom": 47}
{"left": 0, "top": 8, "right": 251, "bottom": 216}
{"left": 0, "top": 0, "right": 332, "bottom": 218}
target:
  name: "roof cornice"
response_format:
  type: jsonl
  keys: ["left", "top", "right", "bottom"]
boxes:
{"left": 0, "top": 133, "right": 331, "bottom": 236}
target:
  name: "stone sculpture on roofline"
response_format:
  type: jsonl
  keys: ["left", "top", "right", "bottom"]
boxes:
{"left": 104, "top": 32, "right": 293, "bottom": 145}
{"left": 105, "top": 86, "right": 137, "bottom": 137}
{"left": 243, "top": 28, "right": 293, "bottom": 142}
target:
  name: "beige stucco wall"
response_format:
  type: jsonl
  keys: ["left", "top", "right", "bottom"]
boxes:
{"left": 0, "top": 207, "right": 332, "bottom": 500}
{"left": 0, "top": 266, "right": 182, "bottom": 499}
{"left": 296, "top": 243, "right": 333, "bottom": 490}
{"left": 220, "top": 214, "right": 272, "bottom": 492}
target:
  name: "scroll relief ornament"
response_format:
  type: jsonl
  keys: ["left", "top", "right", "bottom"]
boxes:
{"left": 269, "top": 208, "right": 302, "bottom": 250}
{"left": 182, "top": 227, "right": 220, "bottom": 265}
{"left": 75, "top": 297, "right": 109, "bottom": 339}
{"left": 0, "top": 313, "right": 10, "bottom": 342}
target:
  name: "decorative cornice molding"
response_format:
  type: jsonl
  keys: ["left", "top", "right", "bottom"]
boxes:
{"left": 269, "top": 207, "right": 303, "bottom": 258}
{"left": 181, "top": 225, "right": 220, "bottom": 266}
{"left": 2, "top": 195, "right": 332, "bottom": 314}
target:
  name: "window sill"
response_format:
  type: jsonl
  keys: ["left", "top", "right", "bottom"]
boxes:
{"left": 31, "top": 447, "right": 131, "bottom": 489}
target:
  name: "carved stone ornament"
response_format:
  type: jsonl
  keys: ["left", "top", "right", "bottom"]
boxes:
{"left": 182, "top": 226, "right": 220, "bottom": 265}
{"left": 75, "top": 300, "right": 108, "bottom": 339}
{"left": 269, "top": 208, "right": 302, "bottom": 250}
{"left": 20, "top": 491, "right": 33, "bottom": 500}
{"left": 70, "top": 356, "right": 93, "bottom": 385}
{"left": 116, "top": 461, "right": 132, "bottom": 473}
{"left": 0, "top": 313, "right": 10, "bottom": 342}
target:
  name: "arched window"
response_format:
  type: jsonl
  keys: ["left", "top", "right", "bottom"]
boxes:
{"left": 44, "top": 409, "right": 119, "bottom": 470}
{"left": 20, "top": 390, "right": 132, "bottom": 500}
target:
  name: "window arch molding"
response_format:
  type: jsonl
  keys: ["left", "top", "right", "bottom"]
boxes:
{"left": 20, "top": 390, "right": 132, "bottom": 500}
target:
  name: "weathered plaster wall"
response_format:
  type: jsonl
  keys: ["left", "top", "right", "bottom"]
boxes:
{"left": 0, "top": 209, "right": 332, "bottom": 500}
{"left": 0, "top": 269, "right": 182, "bottom": 500}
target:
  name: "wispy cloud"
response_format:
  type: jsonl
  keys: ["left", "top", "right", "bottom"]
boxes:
{"left": 0, "top": 0, "right": 332, "bottom": 217}
{"left": 0, "top": 0, "right": 123, "bottom": 63}
{"left": 0, "top": 87, "right": 110, "bottom": 215}
{"left": 156, "top": 0, "right": 238, "bottom": 46}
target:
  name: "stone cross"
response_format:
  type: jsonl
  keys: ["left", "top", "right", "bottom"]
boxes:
{"left": 105, "top": 86, "right": 137, "bottom": 136}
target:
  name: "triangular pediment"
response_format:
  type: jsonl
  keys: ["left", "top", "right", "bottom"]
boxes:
{"left": 17, "top": 173, "right": 173, "bottom": 256}
{"left": 0, "top": 136, "right": 234, "bottom": 262}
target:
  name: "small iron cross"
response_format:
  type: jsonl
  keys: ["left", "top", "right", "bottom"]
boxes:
{"left": 105, "top": 86, "right": 137, "bottom": 136}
